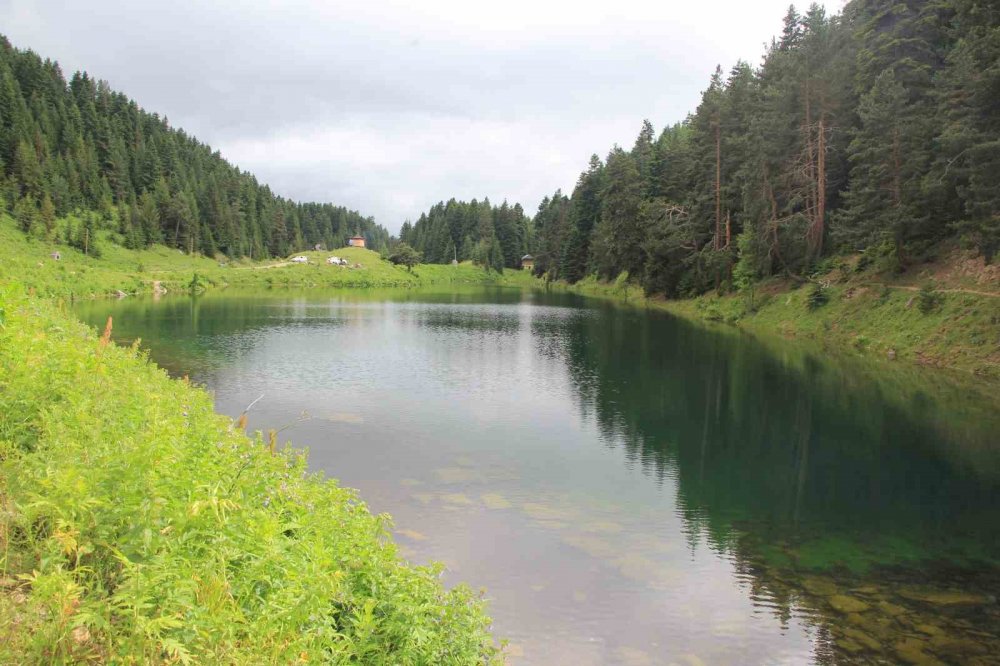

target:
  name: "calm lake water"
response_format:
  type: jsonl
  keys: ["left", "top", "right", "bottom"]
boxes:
{"left": 74, "top": 288, "right": 1000, "bottom": 665}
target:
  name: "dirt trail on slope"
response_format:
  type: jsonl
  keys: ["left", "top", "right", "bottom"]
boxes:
{"left": 231, "top": 261, "right": 292, "bottom": 270}
{"left": 871, "top": 283, "right": 1000, "bottom": 298}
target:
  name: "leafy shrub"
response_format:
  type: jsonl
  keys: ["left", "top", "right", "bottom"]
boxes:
{"left": 878, "top": 284, "right": 892, "bottom": 304}
{"left": 188, "top": 271, "right": 208, "bottom": 294}
{"left": 703, "top": 304, "right": 723, "bottom": 322}
{"left": 387, "top": 242, "right": 422, "bottom": 272}
{"left": 918, "top": 283, "right": 944, "bottom": 314}
{"left": 810, "top": 257, "right": 837, "bottom": 278}
{"left": 807, "top": 283, "right": 830, "bottom": 310}
{"left": 613, "top": 270, "right": 630, "bottom": 298}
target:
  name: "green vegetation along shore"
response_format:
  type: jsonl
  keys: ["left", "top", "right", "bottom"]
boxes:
{"left": 4, "top": 201, "right": 995, "bottom": 382}
{"left": 0, "top": 285, "right": 501, "bottom": 664}
{"left": 0, "top": 212, "right": 537, "bottom": 299}
{"left": 559, "top": 246, "right": 1000, "bottom": 379}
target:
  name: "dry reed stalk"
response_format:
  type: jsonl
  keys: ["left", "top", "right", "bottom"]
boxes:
{"left": 95, "top": 316, "right": 113, "bottom": 357}
{"left": 268, "top": 429, "right": 277, "bottom": 455}
{"left": 234, "top": 394, "right": 265, "bottom": 433}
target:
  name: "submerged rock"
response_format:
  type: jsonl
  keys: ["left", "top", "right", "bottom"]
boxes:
{"left": 893, "top": 637, "right": 944, "bottom": 665}
{"left": 839, "top": 627, "right": 882, "bottom": 651}
{"left": 835, "top": 637, "right": 864, "bottom": 654}
{"left": 877, "top": 600, "right": 908, "bottom": 616}
{"left": 928, "top": 635, "right": 989, "bottom": 658}
{"left": 829, "top": 594, "right": 870, "bottom": 614}
{"left": 913, "top": 623, "right": 945, "bottom": 637}
{"left": 802, "top": 577, "right": 839, "bottom": 597}
{"left": 897, "top": 588, "right": 992, "bottom": 607}
{"left": 845, "top": 612, "right": 868, "bottom": 626}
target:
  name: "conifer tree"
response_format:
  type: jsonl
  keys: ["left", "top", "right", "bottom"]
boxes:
{"left": 38, "top": 192, "right": 55, "bottom": 238}
{"left": 936, "top": 0, "right": 1000, "bottom": 261}
{"left": 14, "top": 194, "right": 35, "bottom": 233}
{"left": 560, "top": 155, "right": 604, "bottom": 283}
{"left": 591, "top": 147, "right": 644, "bottom": 279}
{"left": 837, "top": 71, "right": 919, "bottom": 256}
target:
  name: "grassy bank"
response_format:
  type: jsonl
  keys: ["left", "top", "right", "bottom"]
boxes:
{"left": 0, "top": 213, "right": 539, "bottom": 299}
{"left": 0, "top": 286, "right": 500, "bottom": 664}
{"left": 560, "top": 249, "right": 1000, "bottom": 379}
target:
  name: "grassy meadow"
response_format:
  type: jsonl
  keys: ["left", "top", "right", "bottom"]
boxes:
{"left": 0, "top": 212, "right": 539, "bottom": 299}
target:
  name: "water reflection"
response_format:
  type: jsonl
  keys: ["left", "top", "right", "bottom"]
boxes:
{"left": 546, "top": 298, "right": 1000, "bottom": 663}
{"left": 73, "top": 289, "right": 1000, "bottom": 665}
{"left": 551, "top": 300, "right": 1000, "bottom": 566}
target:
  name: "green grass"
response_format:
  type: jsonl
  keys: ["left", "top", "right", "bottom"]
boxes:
{"left": 0, "top": 213, "right": 541, "bottom": 298}
{"left": 0, "top": 213, "right": 220, "bottom": 298}
{"left": 670, "top": 279, "right": 1000, "bottom": 378}
{"left": 557, "top": 257, "right": 1000, "bottom": 379}
{"left": 0, "top": 285, "right": 501, "bottom": 664}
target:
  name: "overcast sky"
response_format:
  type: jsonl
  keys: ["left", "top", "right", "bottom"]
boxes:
{"left": 1, "top": 0, "right": 837, "bottom": 233}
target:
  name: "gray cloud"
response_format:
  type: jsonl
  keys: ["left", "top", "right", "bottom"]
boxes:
{"left": 1, "top": 0, "right": 837, "bottom": 232}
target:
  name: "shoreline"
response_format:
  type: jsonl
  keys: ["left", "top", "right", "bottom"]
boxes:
{"left": 0, "top": 286, "right": 502, "bottom": 663}
{"left": 550, "top": 269, "right": 1000, "bottom": 382}
{"left": 5, "top": 207, "right": 995, "bottom": 381}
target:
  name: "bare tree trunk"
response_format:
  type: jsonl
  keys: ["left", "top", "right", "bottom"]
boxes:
{"left": 763, "top": 166, "right": 781, "bottom": 269}
{"left": 714, "top": 118, "right": 722, "bottom": 251}
{"left": 760, "top": 166, "right": 802, "bottom": 280}
{"left": 815, "top": 113, "right": 826, "bottom": 257}
{"left": 804, "top": 78, "right": 816, "bottom": 229}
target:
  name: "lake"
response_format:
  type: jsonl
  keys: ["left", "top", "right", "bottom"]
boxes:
{"left": 74, "top": 287, "right": 1000, "bottom": 665}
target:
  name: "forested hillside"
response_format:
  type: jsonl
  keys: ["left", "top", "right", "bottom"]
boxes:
{"left": 399, "top": 198, "right": 533, "bottom": 270}
{"left": 0, "top": 37, "right": 389, "bottom": 259}
{"left": 529, "top": 0, "right": 998, "bottom": 296}
{"left": 3, "top": 0, "right": 997, "bottom": 295}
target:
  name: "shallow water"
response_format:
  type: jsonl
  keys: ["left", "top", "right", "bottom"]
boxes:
{"left": 74, "top": 288, "right": 1000, "bottom": 665}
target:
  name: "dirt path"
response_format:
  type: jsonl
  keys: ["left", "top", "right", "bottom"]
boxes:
{"left": 871, "top": 283, "right": 1000, "bottom": 298}
{"left": 231, "top": 261, "right": 292, "bottom": 270}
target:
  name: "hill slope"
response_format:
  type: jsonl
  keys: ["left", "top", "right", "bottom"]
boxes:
{"left": 566, "top": 245, "right": 1000, "bottom": 378}
{"left": 0, "top": 35, "right": 388, "bottom": 260}
{"left": 0, "top": 212, "right": 537, "bottom": 298}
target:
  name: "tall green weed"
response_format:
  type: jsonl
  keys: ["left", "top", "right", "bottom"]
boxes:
{"left": 0, "top": 287, "right": 499, "bottom": 664}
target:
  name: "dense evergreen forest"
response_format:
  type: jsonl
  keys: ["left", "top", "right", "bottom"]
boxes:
{"left": 0, "top": 36, "right": 389, "bottom": 259}
{"left": 399, "top": 198, "right": 533, "bottom": 270}
{"left": 408, "top": 0, "right": 999, "bottom": 296}
{"left": 537, "top": 0, "right": 1000, "bottom": 295}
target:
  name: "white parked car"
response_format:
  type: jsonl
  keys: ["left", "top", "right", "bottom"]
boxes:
{"left": 291, "top": 256, "right": 309, "bottom": 264}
